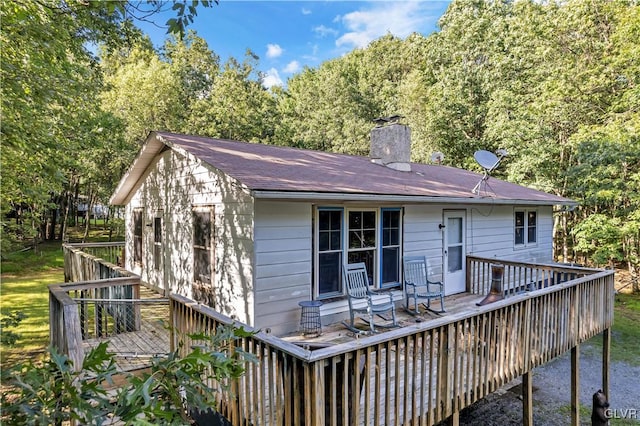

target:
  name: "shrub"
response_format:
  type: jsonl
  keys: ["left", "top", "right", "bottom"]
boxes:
{"left": 1, "top": 325, "right": 255, "bottom": 425}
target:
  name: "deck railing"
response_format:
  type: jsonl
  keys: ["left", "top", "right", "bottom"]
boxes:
{"left": 63, "top": 242, "right": 127, "bottom": 282}
{"left": 49, "top": 277, "right": 142, "bottom": 370}
{"left": 170, "top": 263, "right": 614, "bottom": 426}
{"left": 51, "top": 243, "right": 142, "bottom": 370}
{"left": 54, "top": 245, "right": 613, "bottom": 424}
{"left": 466, "top": 255, "right": 600, "bottom": 296}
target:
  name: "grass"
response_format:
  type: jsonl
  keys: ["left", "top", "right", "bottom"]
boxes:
{"left": 1, "top": 242, "right": 65, "bottom": 367}
{"left": 1, "top": 240, "right": 64, "bottom": 275}
{"left": 558, "top": 404, "right": 639, "bottom": 425}
{"left": 0, "top": 223, "right": 125, "bottom": 368}
{"left": 583, "top": 292, "right": 640, "bottom": 366}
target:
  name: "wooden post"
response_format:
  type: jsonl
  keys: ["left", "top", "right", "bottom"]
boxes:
{"left": 450, "top": 410, "right": 460, "bottom": 426}
{"left": 522, "top": 371, "right": 533, "bottom": 426}
{"left": 603, "top": 328, "right": 611, "bottom": 401}
{"left": 570, "top": 345, "right": 580, "bottom": 426}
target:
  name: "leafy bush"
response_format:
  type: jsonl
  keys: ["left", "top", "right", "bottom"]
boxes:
{"left": 1, "top": 325, "right": 255, "bottom": 425}
{"left": 0, "top": 310, "right": 26, "bottom": 346}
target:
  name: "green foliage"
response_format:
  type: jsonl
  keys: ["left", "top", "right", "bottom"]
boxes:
{"left": 572, "top": 214, "right": 624, "bottom": 267}
{"left": 2, "top": 0, "right": 639, "bottom": 277}
{"left": 1, "top": 326, "right": 256, "bottom": 425}
{"left": 1, "top": 343, "right": 118, "bottom": 425}
{"left": 115, "top": 326, "right": 256, "bottom": 424}
{"left": 0, "top": 310, "right": 26, "bottom": 346}
{"left": 163, "top": 0, "right": 220, "bottom": 38}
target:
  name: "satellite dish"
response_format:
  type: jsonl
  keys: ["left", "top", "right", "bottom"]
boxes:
{"left": 472, "top": 149, "right": 508, "bottom": 194}
{"left": 430, "top": 152, "right": 445, "bottom": 164}
{"left": 474, "top": 150, "right": 500, "bottom": 171}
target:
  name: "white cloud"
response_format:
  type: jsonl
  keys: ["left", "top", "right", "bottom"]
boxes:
{"left": 335, "top": 2, "right": 434, "bottom": 49}
{"left": 301, "top": 7, "right": 311, "bottom": 15}
{"left": 263, "top": 68, "right": 284, "bottom": 89}
{"left": 313, "top": 25, "right": 339, "bottom": 38}
{"left": 266, "top": 43, "right": 284, "bottom": 59}
{"left": 283, "top": 60, "right": 301, "bottom": 74}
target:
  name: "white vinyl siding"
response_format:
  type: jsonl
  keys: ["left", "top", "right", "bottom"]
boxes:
{"left": 124, "top": 148, "right": 254, "bottom": 323}
{"left": 254, "top": 200, "right": 312, "bottom": 335}
{"left": 402, "top": 204, "right": 554, "bottom": 270}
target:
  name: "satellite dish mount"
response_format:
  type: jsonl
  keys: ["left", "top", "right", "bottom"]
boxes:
{"left": 472, "top": 149, "right": 508, "bottom": 195}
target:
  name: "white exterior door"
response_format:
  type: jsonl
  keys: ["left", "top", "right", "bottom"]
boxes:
{"left": 443, "top": 210, "right": 466, "bottom": 295}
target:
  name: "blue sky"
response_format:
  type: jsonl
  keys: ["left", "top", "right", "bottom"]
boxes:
{"left": 136, "top": 1, "right": 451, "bottom": 88}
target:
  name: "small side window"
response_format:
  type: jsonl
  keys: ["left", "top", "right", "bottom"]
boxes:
{"left": 515, "top": 209, "right": 537, "bottom": 246}
{"left": 153, "top": 216, "right": 162, "bottom": 271}
{"left": 133, "top": 209, "right": 143, "bottom": 264}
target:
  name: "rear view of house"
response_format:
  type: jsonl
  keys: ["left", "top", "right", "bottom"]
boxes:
{"left": 110, "top": 123, "right": 573, "bottom": 335}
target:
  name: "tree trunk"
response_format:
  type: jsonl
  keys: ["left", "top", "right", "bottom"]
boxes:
{"left": 82, "top": 192, "right": 96, "bottom": 243}
{"left": 59, "top": 190, "right": 71, "bottom": 241}
{"left": 49, "top": 201, "right": 58, "bottom": 241}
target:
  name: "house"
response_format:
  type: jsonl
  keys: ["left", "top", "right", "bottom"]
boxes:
{"left": 109, "top": 123, "right": 574, "bottom": 335}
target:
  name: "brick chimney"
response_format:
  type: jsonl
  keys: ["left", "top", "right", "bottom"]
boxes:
{"left": 370, "top": 120, "right": 412, "bottom": 172}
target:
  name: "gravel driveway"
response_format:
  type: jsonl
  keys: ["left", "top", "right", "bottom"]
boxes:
{"left": 454, "top": 341, "right": 640, "bottom": 425}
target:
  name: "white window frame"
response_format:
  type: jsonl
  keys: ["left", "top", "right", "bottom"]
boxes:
{"left": 313, "top": 206, "right": 403, "bottom": 300}
{"left": 193, "top": 206, "right": 214, "bottom": 286}
{"left": 132, "top": 208, "right": 143, "bottom": 265}
{"left": 314, "top": 207, "right": 344, "bottom": 299}
{"left": 346, "top": 208, "right": 378, "bottom": 285}
{"left": 380, "top": 208, "right": 403, "bottom": 288}
{"left": 514, "top": 209, "right": 537, "bottom": 247}
{"left": 153, "top": 213, "right": 162, "bottom": 271}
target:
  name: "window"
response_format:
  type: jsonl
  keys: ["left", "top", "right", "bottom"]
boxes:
{"left": 381, "top": 209, "right": 401, "bottom": 287}
{"left": 153, "top": 216, "right": 162, "bottom": 271}
{"left": 347, "top": 210, "right": 377, "bottom": 283}
{"left": 193, "top": 207, "right": 213, "bottom": 285}
{"left": 314, "top": 207, "right": 402, "bottom": 299}
{"left": 133, "top": 209, "right": 143, "bottom": 265}
{"left": 515, "top": 209, "right": 537, "bottom": 246}
{"left": 317, "top": 208, "right": 343, "bottom": 297}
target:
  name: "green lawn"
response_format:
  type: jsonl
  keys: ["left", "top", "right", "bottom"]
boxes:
{"left": 1, "top": 241, "right": 65, "bottom": 367}
{"left": 584, "top": 292, "right": 640, "bottom": 366}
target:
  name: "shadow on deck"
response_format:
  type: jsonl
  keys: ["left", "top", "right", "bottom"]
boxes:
{"left": 81, "top": 286, "right": 170, "bottom": 372}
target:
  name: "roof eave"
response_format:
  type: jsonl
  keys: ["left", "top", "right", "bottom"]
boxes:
{"left": 109, "top": 132, "right": 165, "bottom": 206}
{"left": 250, "top": 190, "right": 577, "bottom": 206}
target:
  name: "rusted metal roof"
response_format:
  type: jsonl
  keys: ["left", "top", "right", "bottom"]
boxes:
{"left": 110, "top": 131, "right": 574, "bottom": 206}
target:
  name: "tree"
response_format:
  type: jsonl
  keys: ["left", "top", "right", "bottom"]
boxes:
{"left": 101, "top": 44, "right": 185, "bottom": 146}
{"left": 0, "top": 0, "right": 125, "bottom": 249}
{"left": 1, "top": 0, "right": 220, "bottom": 251}
{"left": 187, "top": 50, "right": 277, "bottom": 143}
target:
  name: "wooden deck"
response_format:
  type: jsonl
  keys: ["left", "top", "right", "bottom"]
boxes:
{"left": 170, "top": 261, "right": 614, "bottom": 426}
{"left": 80, "top": 291, "right": 476, "bottom": 374}
{"left": 282, "top": 292, "right": 479, "bottom": 348}
{"left": 82, "top": 300, "right": 170, "bottom": 372}
{"left": 54, "top": 244, "right": 614, "bottom": 425}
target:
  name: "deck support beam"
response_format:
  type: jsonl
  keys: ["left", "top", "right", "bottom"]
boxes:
{"left": 522, "top": 371, "right": 533, "bottom": 426}
{"left": 571, "top": 345, "right": 580, "bottom": 426}
{"left": 603, "top": 328, "right": 611, "bottom": 401}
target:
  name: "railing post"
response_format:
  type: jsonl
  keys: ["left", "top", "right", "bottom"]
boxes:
{"left": 522, "top": 371, "right": 533, "bottom": 426}
{"left": 466, "top": 257, "right": 473, "bottom": 293}
{"left": 311, "top": 360, "right": 325, "bottom": 426}
{"left": 570, "top": 344, "right": 580, "bottom": 426}
{"left": 602, "top": 327, "right": 611, "bottom": 404}
{"left": 63, "top": 303, "right": 84, "bottom": 372}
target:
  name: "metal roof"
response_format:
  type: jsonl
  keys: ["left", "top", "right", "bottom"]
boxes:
{"left": 110, "top": 131, "right": 575, "bottom": 206}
